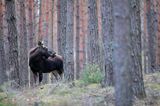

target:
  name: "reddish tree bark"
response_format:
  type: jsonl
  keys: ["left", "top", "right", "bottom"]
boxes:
{"left": 75, "top": 0, "right": 80, "bottom": 79}
{"left": 79, "top": 0, "right": 87, "bottom": 70}
{"left": 26, "top": 0, "right": 35, "bottom": 86}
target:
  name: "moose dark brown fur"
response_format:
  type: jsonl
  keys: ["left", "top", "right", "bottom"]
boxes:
{"left": 47, "top": 53, "right": 63, "bottom": 80}
{"left": 29, "top": 42, "right": 63, "bottom": 84}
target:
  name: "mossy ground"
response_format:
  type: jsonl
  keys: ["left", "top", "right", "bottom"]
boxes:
{"left": 0, "top": 72, "right": 160, "bottom": 106}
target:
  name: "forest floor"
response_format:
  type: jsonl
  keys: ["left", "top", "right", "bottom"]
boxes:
{"left": 0, "top": 72, "right": 160, "bottom": 106}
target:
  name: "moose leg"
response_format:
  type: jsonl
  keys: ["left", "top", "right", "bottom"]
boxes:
{"left": 33, "top": 72, "right": 38, "bottom": 86}
{"left": 58, "top": 69, "right": 63, "bottom": 80}
{"left": 39, "top": 73, "right": 43, "bottom": 85}
{"left": 52, "top": 71, "right": 58, "bottom": 81}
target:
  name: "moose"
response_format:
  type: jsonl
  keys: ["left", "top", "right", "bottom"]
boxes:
{"left": 29, "top": 41, "right": 63, "bottom": 84}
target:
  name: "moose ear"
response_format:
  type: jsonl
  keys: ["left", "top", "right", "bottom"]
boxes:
{"left": 38, "top": 41, "right": 44, "bottom": 46}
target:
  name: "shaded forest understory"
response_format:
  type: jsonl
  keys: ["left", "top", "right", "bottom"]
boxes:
{"left": 1, "top": 0, "right": 160, "bottom": 106}
{"left": 0, "top": 72, "right": 160, "bottom": 106}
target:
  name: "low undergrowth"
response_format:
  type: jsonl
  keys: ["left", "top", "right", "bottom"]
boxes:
{"left": 80, "top": 64, "right": 103, "bottom": 85}
{"left": 0, "top": 72, "right": 159, "bottom": 106}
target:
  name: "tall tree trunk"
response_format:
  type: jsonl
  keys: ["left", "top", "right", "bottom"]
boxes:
{"left": 112, "top": 0, "right": 133, "bottom": 105}
{"left": 129, "top": 0, "right": 146, "bottom": 98}
{"left": 101, "top": 0, "right": 114, "bottom": 87}
{"left": 18, "top": 0, "right": 29, "bottom": 87}
{"left": 48, "top": 0, "right": 54, "bottom": 50}
{"left": 38, "top": 0, "right": 48, "bottom": 46}
{"left": 27, "top": 0, "right": 35, "bottom": 86}
{"left": 57, "top": 0, "right": 67, "bottom": 78}
{"left": 5, "top": 0, "right": 20, "bottom": 88}
{"left": 75, "top": 0, "right": 80, "bottom": 79}
{"left": 65, "top": 0, "right": 74, "bottom": 81}
{"left": 57, "top": 0, "right": 67, "bottom": 55}
{"left": 27, "top": 0, "right": 35, "bottom": 48}
{"left": 141, "top": 0, "right": 148, "bottom": 74}
{"left": 3, "top": 0, "right": 10, "bottom": 80}
{"left": 156, "top": 0, "right": 160, "bottom": 70}
{"left": 0, "top": 0, "right": 8, "bottom": 84}
{"left": 53, "top": 0, "right": 58, "bottom": 51}
{"left": 87, "top": 0, "right": 100, "bottom": 65}
{"left": 38, "top": 0, "right": 43, "bottom": 41}
{"left": 97, "top": 0, "right": 104, "bottom": 83}
{"left": 79, "top": 0, "right": 87, "bottom": 73}
{"left": 146, "top": 0, "right": 158, "bottom": 73}
{"left": 34, "top": 0, "right": 39, "bottom": 45}
{"left": 44, "top": 0, "right": 49, "bottom": 46}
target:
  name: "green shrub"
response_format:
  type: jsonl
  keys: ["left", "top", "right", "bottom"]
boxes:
{"left": 81, "top": 64, "right": 103, "bottom": 84}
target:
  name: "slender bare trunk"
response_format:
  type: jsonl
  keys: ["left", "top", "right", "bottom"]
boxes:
{"left": 65, "top": 0, "right": 74, "bottom": 81}
{"left": 101, "top": 0, "right": 114, "bottom": 87}
{"left": 87, "top": 0, "right": 100, "bottom": 65}
{"left": 0, "top": 0, "right": 8, "bottom": 84}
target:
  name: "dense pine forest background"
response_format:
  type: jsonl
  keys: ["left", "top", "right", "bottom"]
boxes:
{"left": 0, "top": 0, "right": 160, "bottom": 106}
